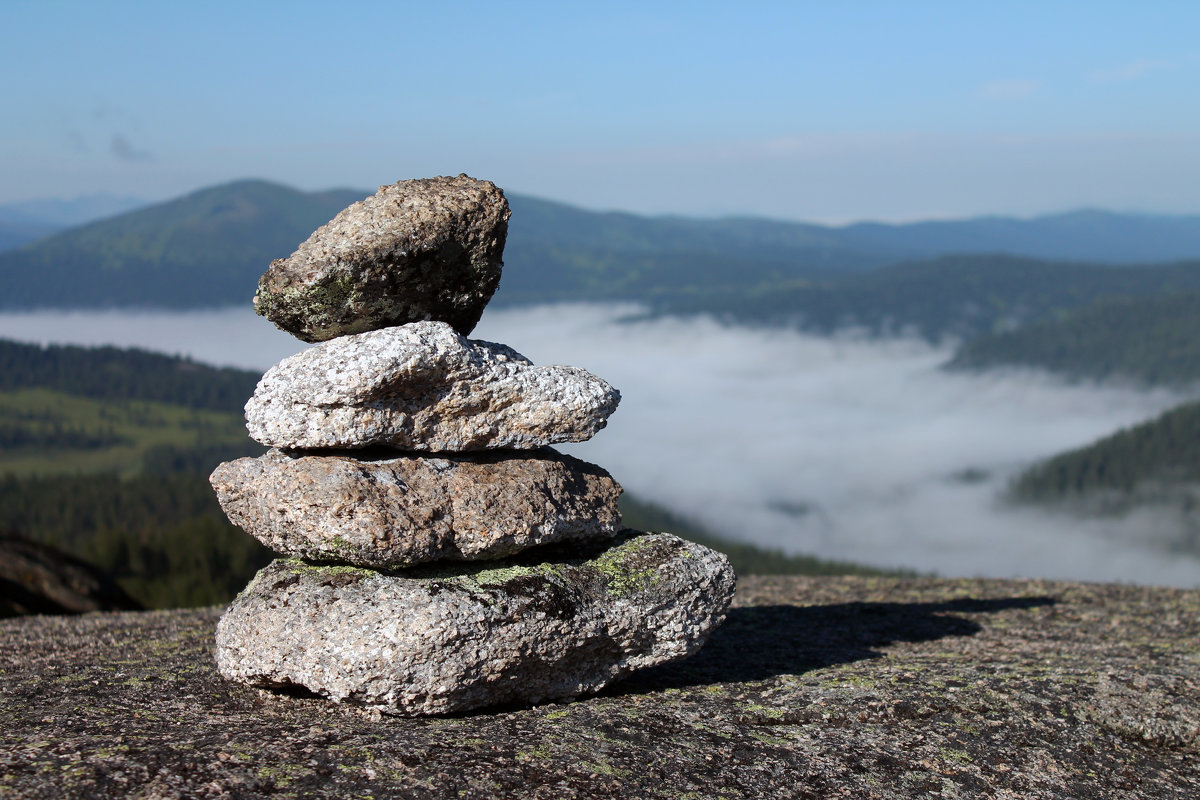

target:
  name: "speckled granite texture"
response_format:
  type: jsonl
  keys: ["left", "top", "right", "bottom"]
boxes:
{"left": 210, "top": 447, "right": 623, "bottom": 567}
{"left": 2, "top": 575, "right": 1197, "bottom": 799}
{"left": 215, "top": 533, "right": 736, "bottom": 715}
{"left": 244, "top": 321, "right": 620, "bottom": 451}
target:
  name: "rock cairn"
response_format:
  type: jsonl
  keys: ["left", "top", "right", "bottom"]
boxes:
{"left": 211, "top": 175, "right": 736, "bottom": 716}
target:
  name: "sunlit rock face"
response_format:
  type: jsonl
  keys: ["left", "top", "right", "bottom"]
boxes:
{"left": 243, "top": 321, "right": 621, "bottom": 451}
{"left": 210, "top": 447, "right": 624, "bottom": 568}
{"left": 215, "top": 533, "right": 736, "bottom": 716}
{"left": 254, "top": 175, "right": 509, "bottom": 342}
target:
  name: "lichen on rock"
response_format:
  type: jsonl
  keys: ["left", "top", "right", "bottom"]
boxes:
{"left": 215, "top": 532, "right": 736, "bottom": 716}
{"left": 254, "top": 174, "right": 510, "bottom": 341}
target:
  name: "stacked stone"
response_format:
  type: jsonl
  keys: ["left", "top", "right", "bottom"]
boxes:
{"left": 210, "top": 175, "right": 736, "bottom": 716}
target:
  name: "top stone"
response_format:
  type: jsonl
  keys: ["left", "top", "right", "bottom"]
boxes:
{"left": 254, "top": 175, "right": 510, "bottom": 342}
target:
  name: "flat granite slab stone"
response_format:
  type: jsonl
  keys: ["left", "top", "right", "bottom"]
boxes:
{"left": 210, "top": 447, "right": 623, "bottom": 568}
{"left": 2, "top": 576, "right": 1198, "bottom": 799}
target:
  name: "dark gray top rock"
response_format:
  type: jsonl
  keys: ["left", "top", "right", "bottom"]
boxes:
{"left": 210, "top": 447, "right": 623, "bottom": 567}
{"left": 254, "top": 175, "right": 509, "bottom": 341}
{"left": 2, "top": 576, "right": 1198, "bottom": 798}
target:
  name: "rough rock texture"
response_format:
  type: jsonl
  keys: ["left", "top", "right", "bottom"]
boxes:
{"left": 210, "top": 447, "right": 623, "bottom": 567}
{"left": 244, "top": 321, "right": 620, "bottom": 451}
{"left": 3, "top": 576, "right": 1198, "bottom": 799}
{"left": 0, "top": 531, "right": 142, "bottom": 617}
{"left": 254, "top": 175, "right": 510, "bottom": 341}
{"left": 216, "top": 533, "right": 734, "bottom": 715}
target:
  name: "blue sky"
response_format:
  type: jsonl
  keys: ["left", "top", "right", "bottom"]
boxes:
{"left": 3, "top": 1, "right": 1199, "bottom": 221}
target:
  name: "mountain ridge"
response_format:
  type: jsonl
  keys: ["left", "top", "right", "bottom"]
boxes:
{"left": 5, "top": 178, "right": 1200, "bottom": 315}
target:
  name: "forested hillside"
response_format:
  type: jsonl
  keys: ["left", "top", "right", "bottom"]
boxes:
{"left": 0, "top": 220, "right": 59, "bottom": 252}
{"left": 0, "top": 338, "right": 258, "bottom": 410}
{"left": 0, "top": 181, "right": 366, "bottom": 307}
{"left": 5, "top": 179, "right": 1200, "bottom": 325}
{"left": 0, "top": 341, "right": 268, "bottom": 605}
{"left": 657, "top": 254, "right": 1200, "bottom": 340}
{"left": 1011, "top": 401, "right": 1200, "bottom": 543}
{"left": 0, "top": 473, "right": 270, "bottom": 608}
{"left": 950, "top": 291, "right": 1200, "bottom": 386}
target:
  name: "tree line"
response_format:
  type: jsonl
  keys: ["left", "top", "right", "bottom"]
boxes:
{"left": 1012, "top": 400, "right": 1200, "bottom": 501}
{"left": 0, "top": 338, "right": 260, "bottom": 412}
{"left": 952, "top": 291, "right": 1200, "bottom": 387}
{"left": 0, "top": 471, "right": 271, "bottom": 608}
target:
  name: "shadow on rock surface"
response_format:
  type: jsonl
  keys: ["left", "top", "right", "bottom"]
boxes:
{"left": 610, "top": 595, "right": 1057, "bottom": 694}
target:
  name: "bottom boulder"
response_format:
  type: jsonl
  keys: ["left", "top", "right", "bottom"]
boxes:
{"left": 215, "top": 531, "right": 735, "bottom": 716}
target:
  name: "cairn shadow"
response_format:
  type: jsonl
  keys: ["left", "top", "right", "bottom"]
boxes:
{"left": 608, "top": 595, "right": 1057, "bottom": 696}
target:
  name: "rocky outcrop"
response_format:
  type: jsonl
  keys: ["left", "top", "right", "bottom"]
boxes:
{"left": 2, "top": 576, "right": 1197, "bottom": 799}
{"left": 0, "top": 531, "right": 142, "bottom": 617}
{"left": 210, "top": 447, "right": 623, "bottom": 567}
{"left": 254, "top": 175, "right": 510, "bottom": 341}
{"left": 216, "top": 534, "right": 734, "bottom": 715}
{"left": 243, "top": 321, "right": 620, "bottom": 451}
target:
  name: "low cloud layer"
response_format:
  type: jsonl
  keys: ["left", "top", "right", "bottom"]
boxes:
{"left": 478, "top": 305, "right": 1198, "bottom": 587}
{"left": 1, "top": 304, "right": 1196, "bottom": 587}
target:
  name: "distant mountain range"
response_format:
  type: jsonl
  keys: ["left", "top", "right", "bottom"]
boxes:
{"left": 0, "top": 182, "right": 366, "bottom": 308}
{"left": 4, "top": 177, "right": 1200, "bottom": 391}
{"left": 835, "top": 209, "right": 1200, "bottom": 264}
{"left": 658, "top": 253, "right": 1200, "bottom": 341}
{"left": 0, "top": 194, "right": 148, "bottom": 252}
{"left": 0, "top": 193, "right": 148, "bottom": 228}
{"left": 4, "top": 178, "right": 1200, "bottom": 311}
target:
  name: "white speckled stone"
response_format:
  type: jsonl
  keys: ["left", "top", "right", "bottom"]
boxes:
{"left": 214, "top": 532, "right": 736, "bottom": 716}
{"left": 210, "top": 447, "right": 623, "bottom": 567}
{"left": 244, "top": 321, "right": 620, "bottom": 451}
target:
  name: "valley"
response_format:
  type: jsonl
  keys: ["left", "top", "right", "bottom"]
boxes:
{"left": 2, "top": 180, "right": 1199, "bottom": 600}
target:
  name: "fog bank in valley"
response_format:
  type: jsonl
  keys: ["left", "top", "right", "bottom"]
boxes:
{"left": 0, "top": 304, "right": 1196, "bottom": 587}
{"left": 0, "top": 308, "right": 309, "bottom": 371}
{"left": 477, "top": 305, "right": 1197, "bottom": 587}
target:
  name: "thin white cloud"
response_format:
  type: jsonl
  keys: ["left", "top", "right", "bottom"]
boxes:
{"left": 1089, "top": 58, "right": 1171, "bottom": 83}
{"left": 978, "top": 79, "right": 1040, "bottom": 100}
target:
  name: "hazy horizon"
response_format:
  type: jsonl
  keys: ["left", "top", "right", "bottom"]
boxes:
{"left": 3, "top": 180, "right": 1197, "bottom": 232}
{"left": 4, "top": 4, "right": 1198, "bottom": 221}
{"left": 0, "top": 303, "right": 1195, "bottom": 588}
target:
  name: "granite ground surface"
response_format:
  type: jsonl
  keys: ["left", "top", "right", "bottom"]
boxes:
{"left": 1, "top": 575, "right": 1198, "bottom": 799}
